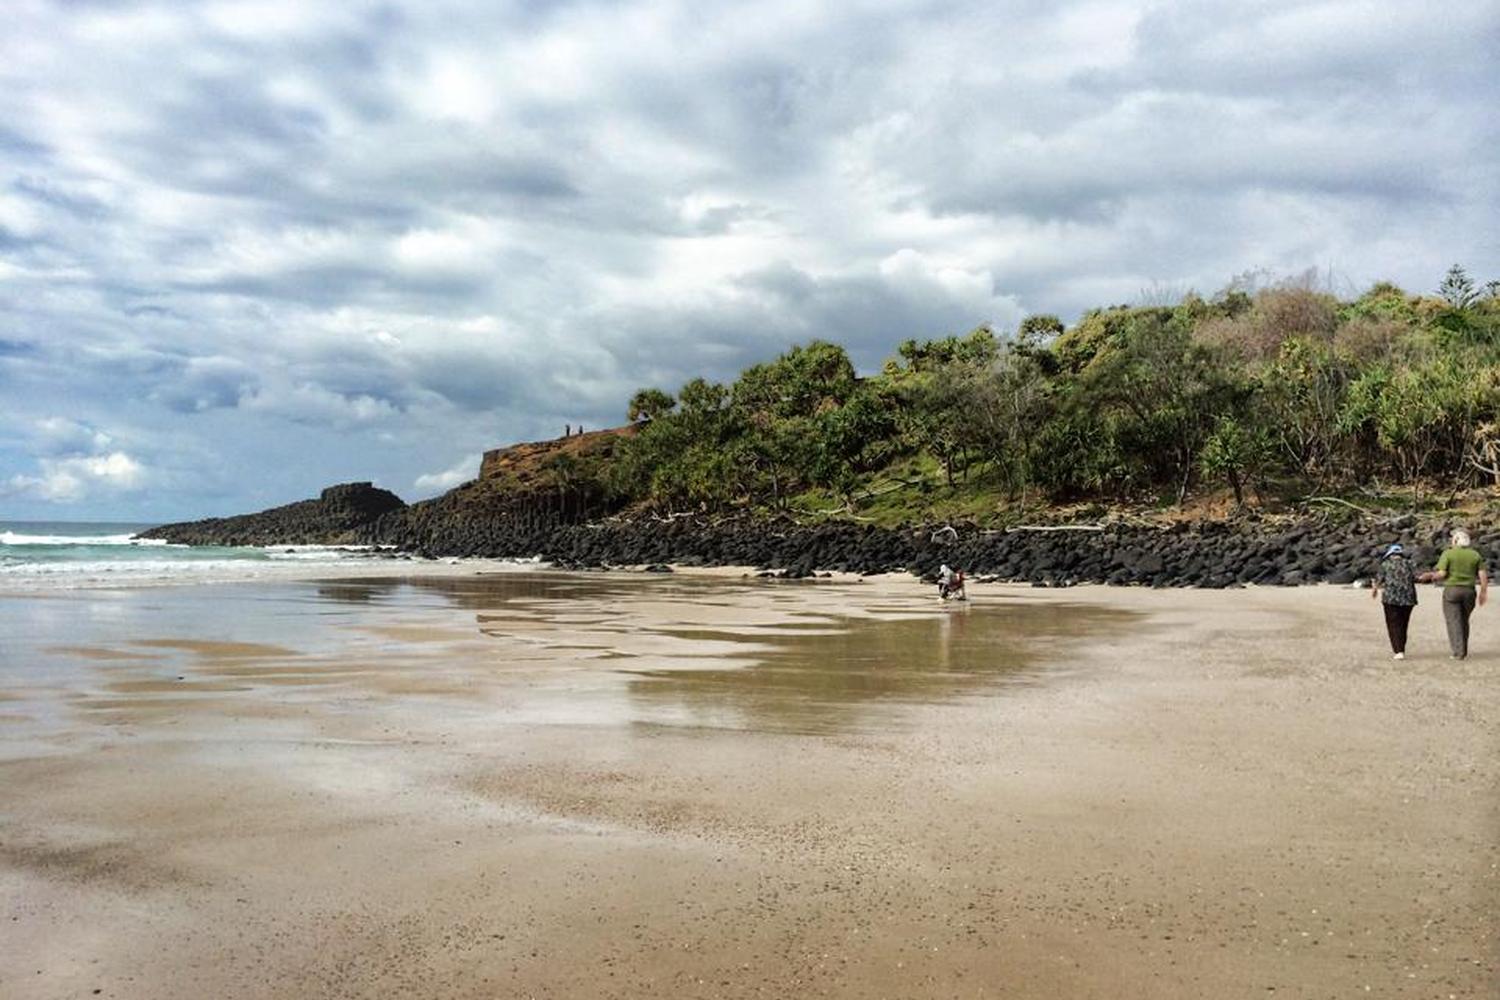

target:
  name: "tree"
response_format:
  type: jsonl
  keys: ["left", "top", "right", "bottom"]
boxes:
{"left": 894, "top": 364, "right": 975, "bottom": 486}
{"left": 969, "top": 347, "right": 1052, "bottom": 504}
{"left": 626, "top": 388, "right": 675, "bottom": 423}
{"left": 1016, "top": 314, "right": 1064, "bottom": 345}
{"left": 1200, "top": 417, "right": 1270, "bottom": 507}
{"left": 734, "top": 340, "right": 856, "bottom": 419}
{"left": 1261, "top": 337, "right": 1352, "bottom": 487}
{"left": 1338, "top": 357, "right": 1489, "bottom": 505}
{"left": 881, "top": 329, "right": 1003, "bottom": 487}
{"left": 610, "top": 378, "right": 739, "bottom": 510}
{"left": 810, "top": 386, "right": 895, "bottom": 503}
{"left": 1077, "top": 310, "right": 1239, "bottom": 503}
{"left": 1439, "top": 264, "right": 1478, "bottom": 310}
{"left": 731, "top": 342, "right": 856, "bottom": 508}
{"left": 883, "top": 327, "right": 998, "bottom": 379}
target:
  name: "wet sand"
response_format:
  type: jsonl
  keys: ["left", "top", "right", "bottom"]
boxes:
{"left": 1, "top": 574, "right": 1496, "bottom": 999}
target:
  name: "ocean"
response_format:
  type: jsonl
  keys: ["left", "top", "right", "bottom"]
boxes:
{"left": 0, "top": 519, "right": 392, "bottom": 588}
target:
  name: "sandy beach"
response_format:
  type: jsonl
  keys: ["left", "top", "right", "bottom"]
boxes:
{"left": 1, "top": 572, "right": 1495, "bottom": 999}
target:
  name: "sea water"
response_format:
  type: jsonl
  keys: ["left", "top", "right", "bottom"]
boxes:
{"left": 0, "top": 520, "right": 387, "bottom": 588}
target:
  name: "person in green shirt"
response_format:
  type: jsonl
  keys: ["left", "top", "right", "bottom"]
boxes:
{"left": 1430, "top": 528, "right": 1488, "bottom": 659}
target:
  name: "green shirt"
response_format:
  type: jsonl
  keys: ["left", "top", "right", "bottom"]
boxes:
{"left": 1436, "top": 546, "right": 1486, "bottom": 587}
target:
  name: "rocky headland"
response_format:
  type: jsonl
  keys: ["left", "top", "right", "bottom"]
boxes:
{"left": 138, "top": 427, "right": 1491, "bottom": 586}
{"left": 136, "top": 482, "right": 405, "bottom": 547}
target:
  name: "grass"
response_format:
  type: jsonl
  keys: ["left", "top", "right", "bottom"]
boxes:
{"left": 786, "top": 455, "right": 1043, "bottom": 528}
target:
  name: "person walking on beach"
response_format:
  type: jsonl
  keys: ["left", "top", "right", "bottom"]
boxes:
{"left": 1370, "top": 543, "right": 1417, "bottom": 660}
{"left": 1429, "top": 529, "right": 1488, "bottom": 659}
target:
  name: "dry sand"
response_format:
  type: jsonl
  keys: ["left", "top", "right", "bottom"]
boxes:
{"left": 0, "top": 574, "right": 1496, "bottom": 999}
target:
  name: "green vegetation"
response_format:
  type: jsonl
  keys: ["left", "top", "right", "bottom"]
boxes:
{"left": 609, "top": 267, "right": 1500, "bottom": 523}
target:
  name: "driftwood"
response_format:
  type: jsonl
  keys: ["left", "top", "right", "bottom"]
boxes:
{"left": 1304, "top": 495, "right": 1374, "bottom": 516}
{"left": 1003, "top": 524, "right": 1105, "bottom": 533}
{"left": 791, "top": 503, "right": 875, "bottom": 521}
{"left": 649, "top": 510, "right": 704, "bottom": 522}
{"left": 846, "top": 477, "right": 938, "bottom": 504}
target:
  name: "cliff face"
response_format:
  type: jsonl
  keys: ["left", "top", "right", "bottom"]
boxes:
{"left": 361, "top": 424, "right": 640, "bottom": 554}
{"left": 477, "top": 424, "right": 640, "bottom": 483}
{"left": 139, "top": 482, "right": 406, "bottom": 546}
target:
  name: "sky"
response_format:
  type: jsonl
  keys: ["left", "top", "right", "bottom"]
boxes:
{"left": 1, "top": 0, "right": 1497, "bottom": 521}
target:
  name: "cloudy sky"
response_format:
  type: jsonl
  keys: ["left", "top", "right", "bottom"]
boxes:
{"left": 2, "top": 0, "right": 1496, "bottom": 520}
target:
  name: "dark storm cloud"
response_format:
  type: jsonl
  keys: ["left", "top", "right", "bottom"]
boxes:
{"left": 594, "top": 257, "right": 1019, "bottom": 398}
{"left": 1109, "top": 2, "right": 1496, "bottom": 98}
{"left": 13, "top": 175, "right": 108, "bottom": 219}
{"left": 149, "top": 356, "right": 260, "bottom": 413}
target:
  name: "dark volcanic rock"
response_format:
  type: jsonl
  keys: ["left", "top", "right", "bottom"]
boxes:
{"left": 138, "top": 482, "right": 405, "bottom": 546}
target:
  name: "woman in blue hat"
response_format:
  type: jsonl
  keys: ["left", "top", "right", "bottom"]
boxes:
{"left": 1370, "top": 543, "right": 1417, "bottom": 659}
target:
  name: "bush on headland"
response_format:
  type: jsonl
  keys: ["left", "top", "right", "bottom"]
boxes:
{"left": 605, "top": 266, "right": 1500, "bottom": 520}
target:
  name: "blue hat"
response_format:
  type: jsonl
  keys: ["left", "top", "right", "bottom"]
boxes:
{"left": 1383, "top": 543, "right": 1403, "bottom": 557}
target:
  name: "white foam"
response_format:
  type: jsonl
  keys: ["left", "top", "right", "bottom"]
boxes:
{"left": 261, "top": 545, "right": 376, "bottom": 561}
{"left": 0, "top": 531, "right": 173, "bottom": 547}
{"left": 0, "top": 555, "right": 382, "bottom": 588}
{"left": 0, "top": 553, "right": 549, "bottom": 590}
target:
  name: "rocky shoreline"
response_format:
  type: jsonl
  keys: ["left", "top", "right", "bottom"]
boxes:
{"left": 367, "top": 509, "right": 1472, "bottom": 587}
{"left": 138, "top": 481, "right": 1488, "bottom": 587}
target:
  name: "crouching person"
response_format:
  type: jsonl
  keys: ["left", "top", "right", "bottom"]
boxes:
{"left": 937, "top": 564, "right": 966, "bottom": 601}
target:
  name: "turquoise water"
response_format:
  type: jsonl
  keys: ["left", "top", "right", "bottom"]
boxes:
{"left": 0, "top": 520, "right": 380, "bottom": 587}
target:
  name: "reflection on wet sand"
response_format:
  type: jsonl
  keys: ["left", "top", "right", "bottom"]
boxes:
{"left": 381, "top": 574, "right": 1131, "bottom": 735}
{"left": 3, "top": 573, "right": 1133, "bottom": 741}
{"left": 627, "top": 600, "right": 1120, "bottom": 734}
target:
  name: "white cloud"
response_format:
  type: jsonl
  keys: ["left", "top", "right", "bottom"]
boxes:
{"left": 7, "top": 451, "right": 146, "bottom": 502}
{"left": 4, "top": 416, "right": 149, "bottom": 503}
{"left": 240, "top": 381, "right": 401, "bottom": 428}
{"left": 33, "top": 417, "right": 113, "bottom": 456}
{"left": 413, "top": 453, "right": 480, "bottom": 495}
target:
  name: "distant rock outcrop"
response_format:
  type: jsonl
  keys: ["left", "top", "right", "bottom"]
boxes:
{"left": 138, "top": 482, "right": 406, "bottom": 546}
{"left": 136, "top": 426, "right": 642, "bottom": 551}
{"left": 361, "top": 424, "right": 640, "bottom": 554}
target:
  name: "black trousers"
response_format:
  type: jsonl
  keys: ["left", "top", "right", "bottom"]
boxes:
{"left": 1383, "top": 603, "right": 1413, "bottom": 654}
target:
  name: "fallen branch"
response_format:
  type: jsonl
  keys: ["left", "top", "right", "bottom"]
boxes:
{"left": 1003, "top": 524, "right": 1105, "bottom": 533}
{"left": 854, "top": 482, "right": 908, "bottom": 500}
{"left": 1304, "top": 495, "right": 1374, "bottom": 516}
{"left": 789, "top": 503, "right": 876, "bottom": 522}
{"left": 853, "top": 477, "right": 936, "bottom": 501}
{"left": 649, "top": 510, "right": 703, "bottom": 522}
